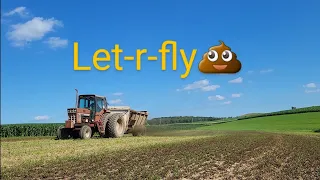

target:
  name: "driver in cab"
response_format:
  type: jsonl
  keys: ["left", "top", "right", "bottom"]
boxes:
{"left": 90, "top": 101, "right": 102, "bottom": 112}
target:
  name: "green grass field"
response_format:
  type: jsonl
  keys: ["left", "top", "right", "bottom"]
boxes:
{"left": 1, "top": 112, "right": 320, "bottom": 179}
{"left": 198, "top": 112, "right": 320, "bottom": 133}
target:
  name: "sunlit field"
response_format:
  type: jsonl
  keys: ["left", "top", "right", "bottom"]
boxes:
{"left": 1, "top": 112, "right": 320, "bottom": 179}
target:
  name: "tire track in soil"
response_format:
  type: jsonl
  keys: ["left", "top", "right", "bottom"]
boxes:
{"left": 212, "top": 134, "right": 286, "bottom": 180}
{"left": 187, "top": 133, "right": 279, "bottom": 180}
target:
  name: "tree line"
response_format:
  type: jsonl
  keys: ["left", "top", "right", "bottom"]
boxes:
{"left": 147, "top": 116, "right": 233, "bottom": 125}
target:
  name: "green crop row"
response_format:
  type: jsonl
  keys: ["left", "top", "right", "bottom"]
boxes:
{"left": 0, "top": 123, "right": 64, "bottom": 137}
{"left": 237, "top": 106, "right": 320, "bottom": 120}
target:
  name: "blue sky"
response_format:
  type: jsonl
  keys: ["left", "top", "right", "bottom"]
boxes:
{"left": 1, "top": 0, "right": 319, "bottom": 124}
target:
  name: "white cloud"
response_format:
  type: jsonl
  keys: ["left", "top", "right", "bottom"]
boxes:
{"left": 177, "top": 79, "right": 220, "bottom": 92}
{"left": 181, "top": 79, "right": 209, "bottom": 90}
{"left": 260, "top": 69, "right": 274, "bottom": 73}
{"left": 112, "top": 92, "right": 123, "bottom": 96}
{"left": 228, "top": 77, "right": 243, "bottom": 83}
{"left": 231, "top": 93, "right": 242, "bottom": 98}
{"left": 44, "top": 37, "right": 68, "bottom": 49}
{"left": 7, "top": 17, "right": 63, "bottom": 47}
{"left": 208, "top": 95, "right": 225, "bottom": 101}
{"left": 3, "top": 7, "right": 30, "bottom": 18}
{"left": 109, "top": 99, "right": 122, "bottom": 104}
{"left": 222, "top": 101, "right": 232, "bottom": 105}
{"left": 34, "top": 115, "right": 50, "bottom": 120}
{"left": 303, "top": 83, "right": 316, "bottom": 88}
{"left": 305, "top": 89, "right": 320, "bottom": 93}
{"left": 201, "top": 85, "right": 220, "bottom": 91}
{"left": 247, "top": 70, "right": 254, "bottom": 74}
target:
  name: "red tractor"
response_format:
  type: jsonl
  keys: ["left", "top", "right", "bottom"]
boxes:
{"left": 57, "top": 89, "right": 148, "bottom": 139}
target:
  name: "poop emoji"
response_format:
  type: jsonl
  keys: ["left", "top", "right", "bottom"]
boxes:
{"left": 198, "top": 41, "right": 242, "bottom": 74}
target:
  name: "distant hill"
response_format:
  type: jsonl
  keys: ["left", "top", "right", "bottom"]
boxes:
{"left": 198, "top": 112, "right": 320, "bottom": 133}
{"left": 237, "top": 106, "right": 320, "bottom": 120}
{"left": 147, "top": 106, "right": 320, "bottom": 125}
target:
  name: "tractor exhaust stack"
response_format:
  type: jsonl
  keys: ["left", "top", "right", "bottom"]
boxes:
{"left": 75, "top": 89, "right": 78, "bottom": 108}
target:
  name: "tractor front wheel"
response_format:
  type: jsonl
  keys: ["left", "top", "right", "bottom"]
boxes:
{"left": 79, "top": 125, "right": 92, "bottom": 139}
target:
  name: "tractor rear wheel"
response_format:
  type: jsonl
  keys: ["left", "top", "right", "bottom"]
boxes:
{"left": 57, "top": 126, "right": 70, "bottom": 139}
{"left": 101, "top": 113, "right": 112, "bottom": 138}
{"left": 106, "top": 113, "right": 126, "bottom": 138}
{"left": 132, "top": 125, "right": 146, "bottom": 137}
{"left": 79, "top": 125, "right": 92, "bottom": 139}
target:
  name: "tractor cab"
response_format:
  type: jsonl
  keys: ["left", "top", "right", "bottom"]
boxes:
{"left": 77, "top": 94, "right": 107, "bottom": 113}
{"left": 76, "top": 94, "right": 108, "bottom": 122}
{"left": 65, "top": 94, "right": 108, "bottom": 128}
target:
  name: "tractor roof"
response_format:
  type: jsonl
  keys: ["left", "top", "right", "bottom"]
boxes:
{"left": 79, "top": 94, "right": 106, "bottom": 98}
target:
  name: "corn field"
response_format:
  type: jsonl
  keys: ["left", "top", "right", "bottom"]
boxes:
{"left": 1, "top": 123, "right": 63, "bottom": 137}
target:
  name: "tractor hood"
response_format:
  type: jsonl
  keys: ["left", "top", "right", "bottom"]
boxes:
{"left": 66, "top": 108, "right": 91, "bottom": 127}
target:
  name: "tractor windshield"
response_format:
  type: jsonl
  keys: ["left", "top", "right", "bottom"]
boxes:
{"left": 78, "top": 96, "right": 95, "bottom": 109}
